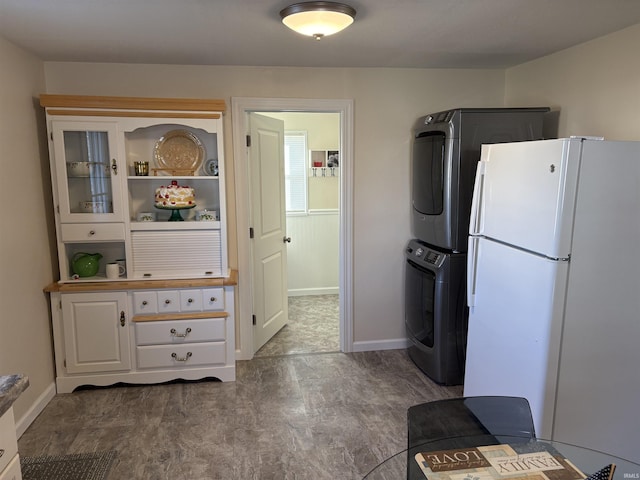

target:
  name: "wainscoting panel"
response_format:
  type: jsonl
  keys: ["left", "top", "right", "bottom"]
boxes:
{"left": 286, "top": 212, "right": 338, "bottom": 296}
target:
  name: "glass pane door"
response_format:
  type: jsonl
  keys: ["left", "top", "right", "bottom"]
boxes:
{"left": 52, "top": 120, "right": 122, "bottom": 222}
{"left": 64, "top": 130, "right": 113, "bottom": 214}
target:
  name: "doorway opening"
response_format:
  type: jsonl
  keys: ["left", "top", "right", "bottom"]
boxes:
{"left": 253, "top": 111, "right": 340, "bottom": 357}
{"left": 231, "top": 98, "right": 354, "bottom": 360}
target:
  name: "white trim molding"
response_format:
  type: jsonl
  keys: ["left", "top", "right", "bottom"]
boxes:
{"left": 351, "top": 339, "right": 410, "bottom": 353}
{"left": 15, "top": 381, "right": 56, "bottom": 438}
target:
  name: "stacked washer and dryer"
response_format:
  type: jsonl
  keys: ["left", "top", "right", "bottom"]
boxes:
{"left": 405, "top": 108, "right": 548, "bottom": 385}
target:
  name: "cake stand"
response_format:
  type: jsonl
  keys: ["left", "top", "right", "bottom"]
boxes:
{"left": 155, "top": 204, "right": 196, "bottom": 221}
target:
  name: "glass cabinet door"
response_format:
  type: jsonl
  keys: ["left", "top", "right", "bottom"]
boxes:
{"left": 51, "top": 120, "right": 123, "bottom": 222}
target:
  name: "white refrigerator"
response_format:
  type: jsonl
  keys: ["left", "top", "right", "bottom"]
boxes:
{"left": 464, "top": 137, "right": 640, "bottom": 463}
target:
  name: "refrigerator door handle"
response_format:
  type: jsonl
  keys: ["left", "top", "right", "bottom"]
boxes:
{"left": 469, "top": 161, "right": 486, "bottom": 235}
{"left": 467, "top": 236, "right": 479, "bottom": 307}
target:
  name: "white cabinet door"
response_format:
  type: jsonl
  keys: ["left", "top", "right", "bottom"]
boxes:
{"left": 51, "top": 119, "right": 124, "bottom": 223}
{"left": 61, "top": 292, "right": 131, "bottom": 374}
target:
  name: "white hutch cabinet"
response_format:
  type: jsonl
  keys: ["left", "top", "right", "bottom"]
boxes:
{"left": 41, "top": 95, "right": 236, "bottom": 393}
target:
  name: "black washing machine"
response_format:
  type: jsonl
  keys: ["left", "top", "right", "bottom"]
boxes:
{"left": 405, "top": 239, "right": 468, "bottom": 385}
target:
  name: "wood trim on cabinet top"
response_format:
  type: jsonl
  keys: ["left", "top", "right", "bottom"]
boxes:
{"left": 39, "top": 94, "right": 226, "bottom": 113}
{"left": 44, "top": 270, "right": 238, "bottom": 293}
{"left": 133, "top": 312, "right": 229, "bottom": 322}
{"left": 44, "top": 109, "right": 221, "bottom": 119}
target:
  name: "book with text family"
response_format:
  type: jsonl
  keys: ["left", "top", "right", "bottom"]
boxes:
{"left": 414, "top": 443, "right": 588, "bottom": 480}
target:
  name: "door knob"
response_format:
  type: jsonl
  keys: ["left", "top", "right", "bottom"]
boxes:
{"left": 283, "top": 236, "right": 292, "bottom": 243}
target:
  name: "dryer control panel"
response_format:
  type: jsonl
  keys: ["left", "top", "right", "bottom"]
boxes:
{"left": 406, "top": 240, "right": 446, "bottom": 268}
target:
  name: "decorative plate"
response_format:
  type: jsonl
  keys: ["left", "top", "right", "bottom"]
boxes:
{"left": 201, "top": 158, "right": 219, "bottom": 176}
{"left": 154, "top": 130, "right": 205, "bottom": 171}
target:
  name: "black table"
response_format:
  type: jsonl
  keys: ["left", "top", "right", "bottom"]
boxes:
{"left": 363, "top": 435, "right": 640, "bottom": 480}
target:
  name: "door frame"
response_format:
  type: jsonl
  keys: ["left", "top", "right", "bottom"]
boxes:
{"left": 232, "top": 97, "right": 354, "bottom": 360}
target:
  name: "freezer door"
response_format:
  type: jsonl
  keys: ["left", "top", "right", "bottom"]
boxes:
{"left": 473, "top": 139, "right": 581, "bottom": 259}
{"left": 463, "top": 237, "right": 568, "bottom": 438}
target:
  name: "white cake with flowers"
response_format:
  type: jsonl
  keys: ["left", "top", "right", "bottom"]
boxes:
{"left": 154, "top": 180, "right": 195, "bottom": 207}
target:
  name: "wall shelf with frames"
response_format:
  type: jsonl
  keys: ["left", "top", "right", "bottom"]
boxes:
{"left": 309, "top": 149, "right": 340, "bottom": 177}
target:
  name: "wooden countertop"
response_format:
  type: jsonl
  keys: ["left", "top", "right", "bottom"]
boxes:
{"left": 44, "top": 269, "right": 238, "bottom": 293}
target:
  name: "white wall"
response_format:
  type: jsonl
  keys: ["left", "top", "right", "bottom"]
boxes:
{"left": 43, "top": 63, "right": 507, "bottom": 349}
{"left": 0, "top": 36, "right": 56, "bottom": 431}
{"left": 506, "top": 23, "right": 640, "bottom": 141}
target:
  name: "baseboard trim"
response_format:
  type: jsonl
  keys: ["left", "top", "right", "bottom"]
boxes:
{"left": 288, "top": 287, "right": 339, "bottom": 297}
{"left": 351, "top": 338, "right": 409, "bottom": 352}
{"left": 15, "top": 381, "right": 56, "bottom": 438}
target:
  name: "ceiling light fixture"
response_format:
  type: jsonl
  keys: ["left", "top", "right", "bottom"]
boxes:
{"left": 280, "top": 1, "right": 356, "bottom": 40}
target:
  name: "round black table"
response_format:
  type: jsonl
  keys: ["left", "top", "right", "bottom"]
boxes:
{"left": 363, "top": 435, "right": 640, "bottom": 480}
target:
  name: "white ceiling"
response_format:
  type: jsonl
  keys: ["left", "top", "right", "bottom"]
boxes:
{"left": 2, "top": 0, "right": 640, "bottom": 69}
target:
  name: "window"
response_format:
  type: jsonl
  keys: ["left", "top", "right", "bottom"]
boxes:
{"left": 284, "top": 131, "right": 308, "bottom": 213}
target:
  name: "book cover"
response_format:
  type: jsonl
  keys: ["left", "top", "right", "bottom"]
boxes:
{"left": 415, "top": 444, "right": 586, "bottom": 480}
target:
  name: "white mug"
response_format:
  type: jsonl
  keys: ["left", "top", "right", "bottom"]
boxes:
{"left": 115, "top": 258, "right": 126, "bottom": 276}
{"left": 106, "top": 263, "right": 125, "bottom": 279}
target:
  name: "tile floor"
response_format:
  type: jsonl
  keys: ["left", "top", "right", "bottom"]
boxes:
{"left": 254, "top": 295, "right": 340, "bottom": 357}
{"left": 18, "top": 296, "right": 463, "bottom": 479}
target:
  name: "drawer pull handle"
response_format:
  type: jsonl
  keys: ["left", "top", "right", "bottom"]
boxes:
{"left": 210, "top": 297, "right": 217, "bottom": 302}
{"left": 187, "top": 298, "right": 194, "bottom": 303}
{"left": 170, "top": 327, "right": 192, "bottom": 338}
{"left": 89, "top": 230, "right": 95, "bottom": 236}
{"left": 142, "top": 300, "right": 148, "bottom": 306}
{"left": 165, "top": 299, "right": 171, "bottom": 304}
{"left": 171, "top": 352, "right": 192, "bottom": 362}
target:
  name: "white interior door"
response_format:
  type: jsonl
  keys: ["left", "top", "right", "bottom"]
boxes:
{"left": 249, "top": 113, "right": 288, "bottom": 352}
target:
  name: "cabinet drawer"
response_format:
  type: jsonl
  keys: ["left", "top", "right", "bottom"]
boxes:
{"left": 132, "top": 291, "right": 158, "bottom": 314}
{"left": 136, "top": 342, "right": 226, "bottom": 369}
{"left": 135, "top": 318, "right": 226, "bottom": 345}
{"left": 133, "top": 288, "right": 225, "bottom": 316}
{"left": 203, "top": 288, "right": 224, "bottom": 310}
{"left": 0, "top": 454, "right": 21, "bottom": 480}
{"left": 0, "top": 409, "right": 18, "bottom": 475}
{"left": 157, "top": 291, "right": 180, "bottom": 314}
{"left": 60, "top": 223, "right": 125, "bottom": 242}
{"left": 180, "top": 290, "right": 203, "bottom": 312}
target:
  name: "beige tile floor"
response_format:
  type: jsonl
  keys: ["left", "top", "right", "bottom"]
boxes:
{"left": 18, "top": 296, "right": 462, "bottom": 479}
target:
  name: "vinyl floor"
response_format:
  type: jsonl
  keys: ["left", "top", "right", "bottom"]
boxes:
{"left": 18, "top": 296, "right": 462, "bottom": 479}
{"left": 254, "top": 295, "right": 340, "bottom": 357}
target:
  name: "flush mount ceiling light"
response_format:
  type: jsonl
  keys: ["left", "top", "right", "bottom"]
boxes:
{"left": 280, "top": 1, "right": 356, "bottom": 40}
